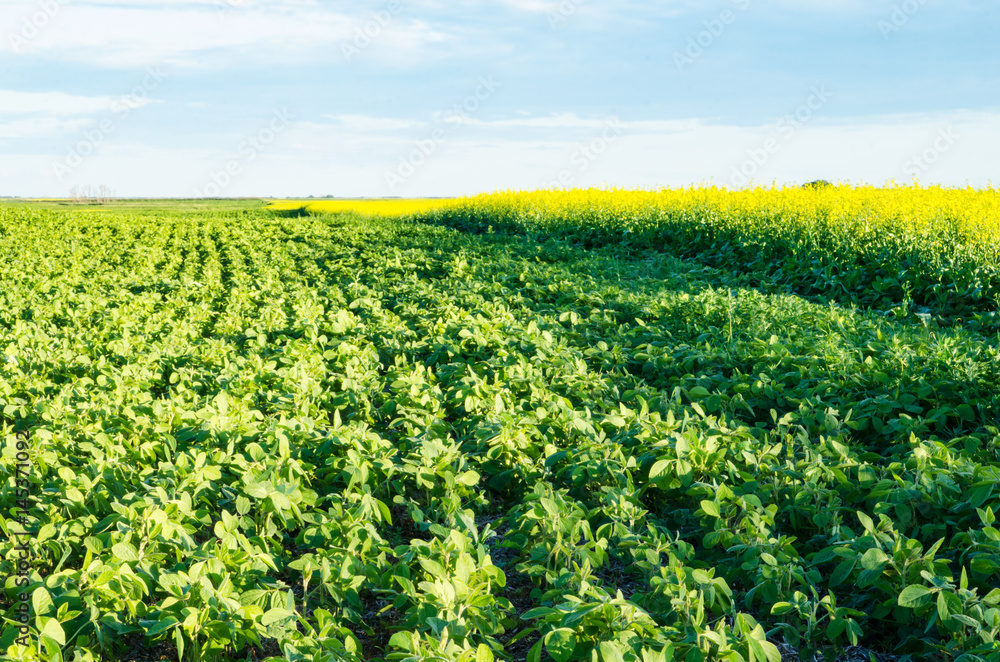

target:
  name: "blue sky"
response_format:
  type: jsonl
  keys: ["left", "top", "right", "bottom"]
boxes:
{"left": 1, "top": 0, "right": 997, "bottom": 197}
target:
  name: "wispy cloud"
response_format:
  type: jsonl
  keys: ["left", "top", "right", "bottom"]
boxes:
{"left": 323, "top": 115, "right": 428, "bottom": 131}
{"left": 0, "top": 90, "right": 131, "bottom": 115}
{"left": 0, "top": 2, "right": 451, "bottom": 68}
{"left": 0, "top": 117, "right": 91, "bottom": 139}
{"left": 448, "top": 113, "right": 703, "bottom": 133}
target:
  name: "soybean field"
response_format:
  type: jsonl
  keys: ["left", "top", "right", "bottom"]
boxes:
{"left": 2, "top": 187, "right": 1000, "bottom": 662}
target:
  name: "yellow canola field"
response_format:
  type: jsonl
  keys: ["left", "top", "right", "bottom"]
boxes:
{"left": 266, "top": 198, "right": 461, "bottom": 217}
{"left": 449, "top": 185, "right": 1000, "bottom": 245}
{"left": 270, "top": 185, "right": 1000, "bottom": 245}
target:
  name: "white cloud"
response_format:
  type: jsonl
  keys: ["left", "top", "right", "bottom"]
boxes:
{"left": 323, "top": 115, "right": 427, "bottom": 131}
{"left": 493, "top": 0, "right": 554, "bottom": 13}
{"left": 0, "top": 1, "right": 451, "bottom": 68}
{"left": 451, "top": 112, "right": 703, "bottom": 133}
{"left": 0, "top": 90, "right": 123, "bottom": 116}
{"left": 0, "top": 117, "right": 91, "bottom": 139}
{"left": 768, "top": 0, "right": 869, "bottom": 11}
{"left": 4, "top": 110, "right": 997, "bottom": 198}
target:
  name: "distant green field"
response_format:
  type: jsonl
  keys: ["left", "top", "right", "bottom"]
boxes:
{"left": 1, "top": 192, "right": 999, "bottom": 662}
{"left": 0, "top": 198, "right": 268, "bottom": 214}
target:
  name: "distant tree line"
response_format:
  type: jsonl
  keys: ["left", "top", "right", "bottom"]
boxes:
{"left": 69, "top": 185, "right": 117, "bottom": 204}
